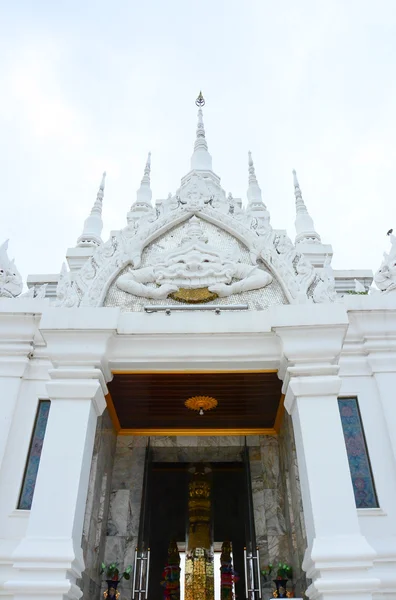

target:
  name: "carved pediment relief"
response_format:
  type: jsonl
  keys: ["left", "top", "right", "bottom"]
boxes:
{"left": 54, "top": 179, "right": 337, "bottom": 309}
{"left": 115, "top": 217, "right": 273, "bottom": 303}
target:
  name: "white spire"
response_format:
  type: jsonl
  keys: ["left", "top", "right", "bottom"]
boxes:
{"left": 247, "top": 151, "right": 266, "bottom": 207}
{"left": 77, "top": 172, "right": 106, "bottom": 247}
{"left": 191, "top": 101, "right": 213, "bottom": 171}
{"left": 293, "top": 169, "right": 321, "bottom": 244}
{"left": 136, "top": 152, "right": 152, "bottom": 205}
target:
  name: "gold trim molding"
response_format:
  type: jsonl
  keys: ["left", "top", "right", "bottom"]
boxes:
{"left": 111, "top": 369, "right": 278, "bottom": 375}
{"left": 117, "top": 427, "right": 278, "bottom": 436}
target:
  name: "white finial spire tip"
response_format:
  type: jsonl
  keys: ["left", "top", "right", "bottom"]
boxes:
{"left": 99, "top": 171, "right": 106, "bottom": 191}
{"left": 191, "top": 99, "right": 212, "bottom": 169}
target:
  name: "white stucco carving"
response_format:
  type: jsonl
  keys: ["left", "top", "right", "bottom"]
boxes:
{"left": 116, "top": 217, "right": 272, "bottom": 299}
{"left": 313, "top": 255, "right": 338, "bottom": 303}
{"left": 51, "top": 180, "right": 337, "bottom": 309}
{"left": 374, "top": 234, "right": 396, "bottom": 293}
{"left": 0, "top": 240, "right": 23, "bottom": 298}
{"left": 55, "top": 263, "right": 79, "bottom": 307}
{"left": 52, "top": 105, "right": 337, "bottom": 309}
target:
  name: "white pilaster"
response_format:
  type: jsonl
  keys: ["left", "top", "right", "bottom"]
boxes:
{"left": 347, "top": 298, "right": 396, "bottom": 472}
{"left": 367, "top": 352, "right": 396, "bottom": 469}
{"left": 275, "top": 312, "right": 378, "bottom": 600}
{"left": 5, "top": 308, "right": 119, "bottom": 600}
{"left": 0, "top": 302, "right": 43, "bottom": 472}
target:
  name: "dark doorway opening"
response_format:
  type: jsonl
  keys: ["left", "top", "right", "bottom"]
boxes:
{"left": 147, "top": 462, "right": 247, "bottom": 600}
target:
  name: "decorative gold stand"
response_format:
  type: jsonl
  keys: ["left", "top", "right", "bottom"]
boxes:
{"left": 184, "top": 466, "right": 214, "bottom": 600}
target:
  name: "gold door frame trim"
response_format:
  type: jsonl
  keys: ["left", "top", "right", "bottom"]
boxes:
{"left": 117, "top": 427, "right": 278, "bottom": 436}
{"left": 111, "top": 369, "right": 278, "bottom": 375}
{"left": 273, "top": 394, "right": 285, "bottom": 434}
{"left": 105, "top": 392, "right": 121, "bottom": 433}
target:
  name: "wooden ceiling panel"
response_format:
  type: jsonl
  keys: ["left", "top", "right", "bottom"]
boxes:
{"left": 107, "top": 371, "right": 282, "bottom": 434}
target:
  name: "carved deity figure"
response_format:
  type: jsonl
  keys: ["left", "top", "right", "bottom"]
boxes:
{"left": 178, "top": 173, "right": 211, "bottom": 209}
{"left": 116, "top": 217, "right": 273, "bottom": 301}
{"left": 0, "top": 240, "right": 23, "bottom": 298}
{"left": 374, "top": 234, "right": 396, "bottom": 293}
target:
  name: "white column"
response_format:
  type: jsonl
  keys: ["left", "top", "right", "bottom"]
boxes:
{"left": 0, "top": 359, "right": 29, "bottom": 472}
{"left": 0, "top": 306, "right": 40, "bottom": 472}
{"left": 5, "top": 307, "right": 119, "bottom": 600}
{"left": 368, "top": 352, "right": 396, "bottom": 469}
{"left": 6, "top": 369, "right": 106, "bottom": 600}
{"left": 275, "top": 319, "right": 379, "bottom": 600}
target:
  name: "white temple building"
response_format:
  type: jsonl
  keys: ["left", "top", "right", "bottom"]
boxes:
{"left": 0, "top": 94, "right": 396, "bottom": 600}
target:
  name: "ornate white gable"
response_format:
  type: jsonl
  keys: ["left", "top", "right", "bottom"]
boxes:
{"left": 54, "top": 179, "right": 336, "bottom": 310}
{"left": 54, "top": 98, "right": 337, "bottom": 310}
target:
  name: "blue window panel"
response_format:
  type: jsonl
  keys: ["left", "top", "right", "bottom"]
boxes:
{"left": 18, "top": 400, "right": 51, "bottom": 510}
{"left": 338, "top": 398, "right": 378, "bottom": 509}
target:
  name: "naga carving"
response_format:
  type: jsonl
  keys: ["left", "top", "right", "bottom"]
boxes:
{"left": 374, "top": 234, "right": 396, "bottom": 293}
{"left": 0, "top": 240, "right": 23, "bottom": 298}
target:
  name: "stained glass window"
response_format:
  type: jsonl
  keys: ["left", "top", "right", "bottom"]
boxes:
{"left": 18, "top": 400, "right": 51, "bottom": 510}
{"left": 338, "top": 398, "right": 378, "bottom": 509}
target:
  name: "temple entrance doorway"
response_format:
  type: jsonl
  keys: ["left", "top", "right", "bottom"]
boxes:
{"left": 135, "top": 442, "right": 258, "bottom": 600}
{"left": 147, "top": 462, "right": 246, "bottom": 600}
{"left": 97, "top": 372, "right": 308, "bottom": 600}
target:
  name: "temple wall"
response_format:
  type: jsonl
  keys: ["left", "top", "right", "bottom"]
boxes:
{"left": 103, "top": 436, "right": 148, "bottom": 598}
{"left": 251, "top": 435, "right": 289, "bottom": 561}
{"left": 278, "top": 413, "right": 308, "bottom": 597}
{"left": 150, "top": 434, "right": 245, "bottom": 462}
{"left": 79, "top": 411, "right": 117, "bottom": 600}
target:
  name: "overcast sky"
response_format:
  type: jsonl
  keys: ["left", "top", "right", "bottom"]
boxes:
{"left": 1, "top": 0, "right": 394, "bottom": 283}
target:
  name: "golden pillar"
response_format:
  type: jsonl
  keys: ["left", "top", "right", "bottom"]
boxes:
{"left": 185, "top": 466, "right": 214, "bottom": 600}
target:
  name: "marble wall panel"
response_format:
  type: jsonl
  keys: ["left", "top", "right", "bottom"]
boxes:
{"left": 279, "top": 412, "right": 309, "bottom": 598}
{"left": 250, "top": 432, "right": 309, "bottom": 599}
{"left": 78, "top": 410, "right": 117, "bottom": 600}
{"left": 261, "top": 436, "right": 289, "bottom": 557}
{"left": 103, "top": 436, "right": 147, "bottom": 598}
{"left": 151, "top": 435, "right": 244, "bottom": 463}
